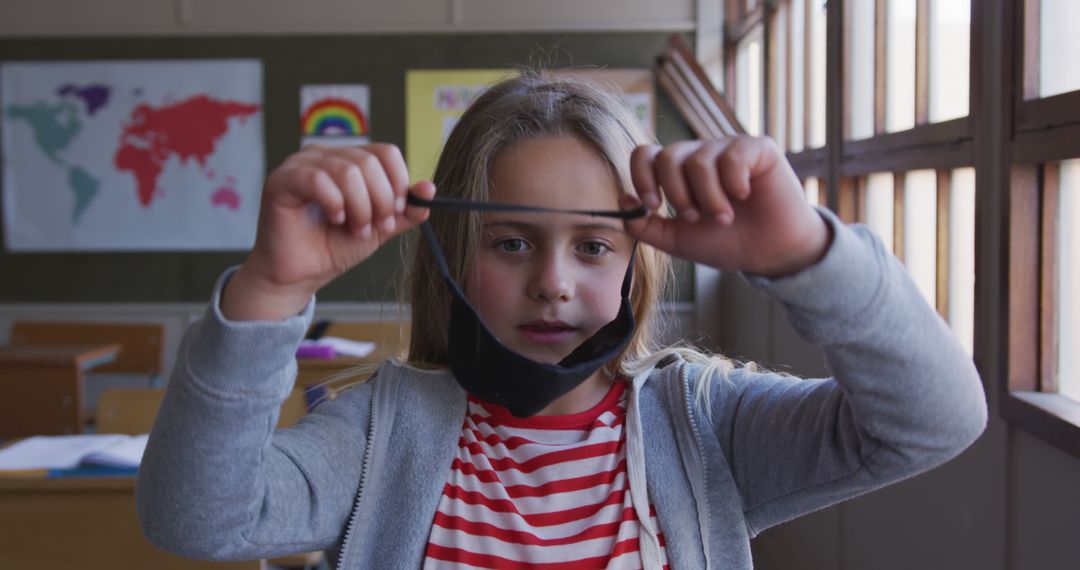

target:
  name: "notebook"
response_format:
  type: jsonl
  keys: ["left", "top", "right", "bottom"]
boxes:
{"left": 0, "top": 434, "right": 148, "bottom": 471}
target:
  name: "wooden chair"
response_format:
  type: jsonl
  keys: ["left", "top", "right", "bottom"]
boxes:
{"left": 96, "top": 387, "right": 311, "bottom": 435}
{"left": 0, "top": 321, "right": 166, "bottom": 436}
{"left": 0, "top": 343, "right": 121, "bottom": 438}
{"left": 11, "top": 320, "right": 165, "bottom": 384}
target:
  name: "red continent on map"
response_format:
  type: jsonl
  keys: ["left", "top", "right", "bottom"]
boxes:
{"left": 114, "top": 95, "right": 260, "bottom": 207}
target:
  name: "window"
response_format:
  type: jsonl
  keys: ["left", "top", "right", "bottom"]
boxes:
{"left": 1054, "top": 161, "right": 1079, "bottom": 403}
{"left": 843, "top": 168, "right": 975, "bottom": 354}
{"left": 1001, "top": 0, "right": 1080, "bottom": 456}
{"left": 723, "top": 0, "right": 976, "bottom": 356}
{"left": 1036, "top": 0, "right": 1080, "bottom": 98}
{"left": 716, "top": 0, "right": 1080, "bottom": 457}
{"left": 735, "top": 27, "right": 764, "bottom": 136}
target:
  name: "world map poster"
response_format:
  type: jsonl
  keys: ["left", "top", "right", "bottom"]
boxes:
{"left": 1, "top": 60, "right": 264, "bottom": 251}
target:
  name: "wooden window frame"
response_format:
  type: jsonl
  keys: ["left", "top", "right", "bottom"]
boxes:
{"left": 736, "top": 0, "right": 829, "bottom": 174}
{"left": 720, "top": 0, "right": 984, "bottom": 374}
{"left": 1000, "top": 0, "right": 1080, "bottom": 458}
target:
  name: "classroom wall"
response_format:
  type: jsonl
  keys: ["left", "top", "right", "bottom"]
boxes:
{"left": 0, "top": 2, "right": 699, "bottom": 425}
{"left": 0, "top": 31, "right": 694, "bottom": 303}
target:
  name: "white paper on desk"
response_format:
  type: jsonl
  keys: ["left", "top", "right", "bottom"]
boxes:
{"left": 0, "top": 434, "right": 145, "bottom": 470}
{"left": 306, "top": 336, "right": 376, "bottom": 358}
{"left": 81, "top": 434, "right": 148, "bottom": 468}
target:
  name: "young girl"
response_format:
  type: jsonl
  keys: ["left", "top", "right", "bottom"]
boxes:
{"left": 137, "top": 74, "right": 986, "bottom": 569}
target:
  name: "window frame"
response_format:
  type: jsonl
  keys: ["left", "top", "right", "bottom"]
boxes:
{"left": 990, "top": 0, "right": 1080, "bottom": 456}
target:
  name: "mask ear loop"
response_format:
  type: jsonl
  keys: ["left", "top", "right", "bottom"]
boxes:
{"left": 406, "top": 193, "right": 649, "bottom": 220}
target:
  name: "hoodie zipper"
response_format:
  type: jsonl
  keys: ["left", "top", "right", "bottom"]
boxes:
{"left": 335, "top": 386, "right": 378, "bottom": 570}
{"left": 680, "top": 362, "right": 712, "bottom": 569}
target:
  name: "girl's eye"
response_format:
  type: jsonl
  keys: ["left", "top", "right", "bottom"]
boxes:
{"left": 497, "top": 238, "right": 529, "bottom": 253}
{"left": 580, "top": 241, "right": 610, "bottom": 256}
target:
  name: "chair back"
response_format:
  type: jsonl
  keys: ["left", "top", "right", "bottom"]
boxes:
{"left": 96, "top": 387, "right": 309, "bottom": 435}
{"left": 95, "top": 388, "right": 165, "bottom": 435}
{"left": 11, "top": 321, "right": 165, "bottom": 378}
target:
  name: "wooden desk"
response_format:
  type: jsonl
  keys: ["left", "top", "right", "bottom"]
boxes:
{"left": 0, "top": 475, "right": 261, "bottom": 570}
{"left": 0, "top": 343, "right": 121, "bottom": 439}
{"left": 296, "top": 355, "right": 371, "bottom": 387}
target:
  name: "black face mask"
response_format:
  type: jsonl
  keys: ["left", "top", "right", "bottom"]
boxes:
{"left": 408, "top": 194, "right": 646, "bottom": 418}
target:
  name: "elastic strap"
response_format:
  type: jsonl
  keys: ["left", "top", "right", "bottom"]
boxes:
{"left": 407, "top": 193, "right": 647, "bottom": 220}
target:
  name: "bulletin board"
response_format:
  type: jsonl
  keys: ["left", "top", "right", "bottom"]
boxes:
{"left": 0, "top": 32, "right": 692, "bottom": 303}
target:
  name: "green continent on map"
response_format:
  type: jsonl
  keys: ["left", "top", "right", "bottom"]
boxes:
{"left": 5, "top": 100, "right": 82, "bottom": 165}
{"left": 67, "top": 166, "right": 100, "bottom": 223}
{"left": 114, "top": 95, "right": 261, "bottom": 207}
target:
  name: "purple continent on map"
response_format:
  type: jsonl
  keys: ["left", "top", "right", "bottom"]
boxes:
{"left": 58, "top": 84, "right": 111, "bottom": 116}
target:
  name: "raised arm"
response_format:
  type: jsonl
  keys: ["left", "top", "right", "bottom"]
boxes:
{"left": 622, "top": 135, "right": 986, "bottom": 535}
{"left": 704, "top": 210, "right": 986, "bottom": 535}
{"left": 137, "top": 144, "right": 433, "bottom": 559}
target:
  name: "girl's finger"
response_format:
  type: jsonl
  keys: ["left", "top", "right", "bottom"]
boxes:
{"left": 629, "top": 145, "right": 663, "bottom": 210}
{"left": 399, "top": 181, "right": 436, "bottom": 227}
{"left": 332, "top": 148, "right": 397, "bottom": 234}
{"left": 654, "top": 144, "right": 702, "bottom": 223}
{"left": 320, "top": 155, "right": 373, "bottom": 237}
{"left": 619, "top": 193, "right": 678, "bottom": 254}
{"left": 683, "top": 143, "right": 735, "bottom": 224}
{"left": 281, "top": 165, "right": 346, "bottom": 225}
{"left": 366, "top": 144, "right": 412, "bottom": 214}
{"left": 716, "top": 136, "right": 763, "bottom": 202}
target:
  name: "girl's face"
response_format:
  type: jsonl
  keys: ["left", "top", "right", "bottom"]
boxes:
{"left": 463, "top": 135, "right": 634, "bottom": 365}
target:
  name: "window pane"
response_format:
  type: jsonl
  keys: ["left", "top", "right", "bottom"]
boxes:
{"left": 1040, "top": 0, "right": 1080, "bottom": 98}
{"left": 1059, "top": 159, "right": 1080, "bottom": 403}
{"left": 865, "top": 173, "right": 895, "bottom": 254}
{"left": 949, "top": 167, "right": 976, "bottom": 355}
{"left": 789, "top": 0, "right": 806, "bottom": 152}
{"left": 847, "top": 0, "right": 875, "bottom": 140}
{"left": 768, "top": 6, "right": 788, "bottom": 148}
{"left": 805, "top": 176, "right": 821, "bottom": 206}
{"left": 904, "top": 169, "right": 938, "bottom": 307}
{"left": 887, "top": 0, "right": 917, "bottom": 132}
{"left": 808, "top": 0, "right": 827, "bottom": 148}
{"left": 736, "top": 27, "right": 764, "bottom": 136}
{"left": 930, "top": 0, "right": 971, "bottom": 122}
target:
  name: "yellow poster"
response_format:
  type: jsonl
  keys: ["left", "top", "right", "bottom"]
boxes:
{"left": 405, "top": 69, "right": 518, "bottom": 183}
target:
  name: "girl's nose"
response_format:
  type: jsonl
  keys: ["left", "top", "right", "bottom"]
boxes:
{"left": 527, "top": 253, "right": 573, "bottom": 302}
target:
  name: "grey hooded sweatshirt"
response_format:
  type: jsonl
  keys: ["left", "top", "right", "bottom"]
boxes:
{"left": 136, "top": 210, "right": 987, "bottom": 569}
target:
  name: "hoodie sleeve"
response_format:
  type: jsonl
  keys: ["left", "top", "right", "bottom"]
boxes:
{"left": 136, "top": 268, "right": 373, "bottom": 560}
{"left": 701, "top": 207, "right": 987, "bottom": 536}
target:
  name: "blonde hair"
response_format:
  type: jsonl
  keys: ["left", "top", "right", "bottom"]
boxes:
{"left": 318, "top": 72, "right": 739, "bottom": 410}
{"left": 406, "top": 72, "right": 674, "bottom": 380}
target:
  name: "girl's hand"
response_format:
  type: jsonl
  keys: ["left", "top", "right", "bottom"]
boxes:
{"left": 223, "top": 144, "right": 434, "bottom": 321}
{"left": 622, "top": 136, "right": 830, "bottom": 277}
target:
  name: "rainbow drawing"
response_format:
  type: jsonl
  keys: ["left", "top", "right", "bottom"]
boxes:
{"left": 300, "top": 97, "right": 369, "bottom": 137}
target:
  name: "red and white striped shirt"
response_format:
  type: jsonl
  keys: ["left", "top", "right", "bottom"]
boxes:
{"left": 423, "top": 381, "right": 670, "bottom": 569}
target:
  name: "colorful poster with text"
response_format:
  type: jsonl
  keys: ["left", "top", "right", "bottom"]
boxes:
{"left": 405, "top": 69, "right": 518, "bottom": 184}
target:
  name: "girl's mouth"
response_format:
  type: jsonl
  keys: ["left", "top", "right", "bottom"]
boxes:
{"left": 517, "top": 321, "right": 578, "bottom": 345}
